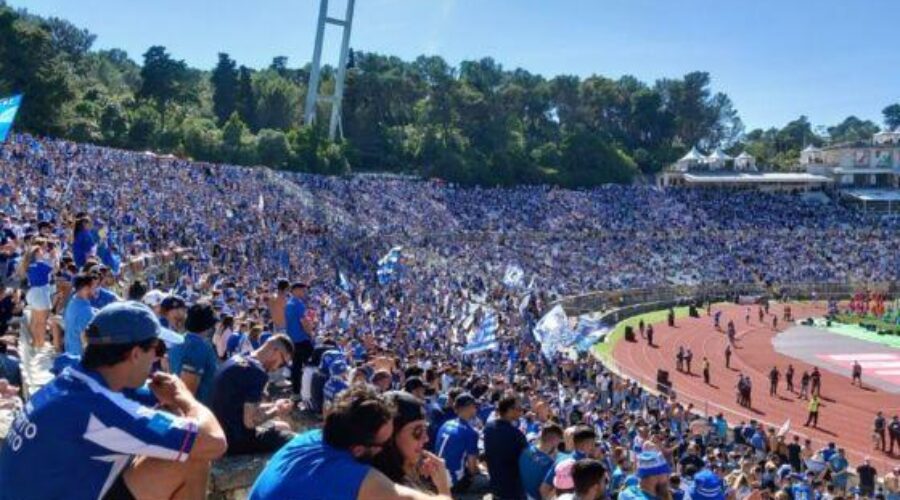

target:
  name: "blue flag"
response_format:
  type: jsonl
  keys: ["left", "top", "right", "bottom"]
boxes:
{"left": 533, "top": 305, "right": 577, "bottom": 358}
{"left": 462, "top": 310, "right": 499, "bottom": 355}
{"left": 377, "top": 246, "right": 403, "bottom": 285}
{"left": 0, "top": 95, "right": 22, "bottom": 142}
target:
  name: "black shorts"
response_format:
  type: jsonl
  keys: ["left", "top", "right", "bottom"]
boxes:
{"left": 103, "top": 473, "right": 136, "bottom": 500}
{"left": 227, "top": 427, "right": 296, "bottom": 456}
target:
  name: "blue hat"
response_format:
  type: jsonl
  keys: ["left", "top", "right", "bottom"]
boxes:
{"left": 329, "top": 361, "right": 349, "bottom": 377}
{"left": 320, "top": 349, "right": 344, "bottom": 371}
{"left": 636, "top": 450, "right": 672, "bottom": 479}
{"left": 86, "top": 301, "right": 183, "bottom": 347}
{"left": 690, "top": 470, "right": 725, "bottom": 500}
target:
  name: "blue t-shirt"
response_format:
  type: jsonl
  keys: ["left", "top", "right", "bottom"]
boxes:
{"left": 73, "top": 229, "right": 95, "bottom": 268}
{"left": 168, "top": 332, "right": 218, "bottom": 404}
{"left": 63, "top": 296, "right": 97, "bottom": 356}
{"left": 26, "top": 261, "right": 53, "bottom": 287}
{"left": 285, "top": 296, "right": 309, "bottom": 343}
{"left": 792, "top": 482, "right": 815, "bottom": 500}
{"left": 0, "top": 365, "right": 198, "bottom": 500}
{"left": 519, "top": 444, "right": 555, "bottom": 499}
{"left": 619, "top": 485, "right": 659, "bottom": 500}
{"left": 90, "top": 288, "right": 120, "bottom": 309}
{"left": 435, "top": 417, "right": 480, "bottom": 485}
{"left": 250, "top": 429, "right": 371, "bottom": 500}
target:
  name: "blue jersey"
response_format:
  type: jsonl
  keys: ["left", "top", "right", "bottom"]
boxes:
{"left": 0, "top": 365, "right": 198, "bottom": 500}
{"left": 250, "top": 429, "right": 371, "bottom": 500}
{"left": 435, "top": 417, "right": 479, "bottom": 484}
{"left": 792, "top": 482, "right": 815, "bottom": 500}
{"left": 519, "top": 444, "right": 555, "bottom": 500}
{"left": 168, "top": 332, "right": 218, "bottom": 404}
{"left": 284, "top": 296, "right": 309, "bottom": 343}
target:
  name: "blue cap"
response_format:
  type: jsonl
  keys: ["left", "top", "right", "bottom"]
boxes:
{"left": 636, "top": 450, "right": 672, "bottom": 479}
{"left": 329, "top": 361, "right": 349, "bottom": 377}
{"left": 320, "top": 349, "right": 344, "bottom": 371}
{"left": 690, "top": 469, "right": 725, "bottom": 500}
{"left": 85, "top": 301, "right": 183, "bottom": 347}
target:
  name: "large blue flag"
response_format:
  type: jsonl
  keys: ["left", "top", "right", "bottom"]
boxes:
{"left": 573, "top": 315, "right": 612, "bottom": 352}
{"left": 533, "top": 305, "right": 577, "bottom": 358}
{"left": 377, "top": 246, "right": 403, "bottom": 285}
{"left": 0, "top": 95, "right": 22, "bottom": 142}
{"left": 462, "top": 309, "right": 499, "bottom": 355}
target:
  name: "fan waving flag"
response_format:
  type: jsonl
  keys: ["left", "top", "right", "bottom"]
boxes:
{"left": 0, "top": 94, "right": 22, "bottom": 142}
{"left": 377, "top": 246, "right": 403, "bottom": 285}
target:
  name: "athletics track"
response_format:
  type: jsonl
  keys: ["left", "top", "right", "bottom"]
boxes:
{"left": 612, "top": 302, "right": 900, "bottom": 472}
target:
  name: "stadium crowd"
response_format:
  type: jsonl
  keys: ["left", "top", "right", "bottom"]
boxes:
{"left": 0, "top": 134, "right": 898, "bottom": 500}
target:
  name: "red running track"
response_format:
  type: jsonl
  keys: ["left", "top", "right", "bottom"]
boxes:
{"left": 612, "top": 302, "right": 900, "bottom": 472}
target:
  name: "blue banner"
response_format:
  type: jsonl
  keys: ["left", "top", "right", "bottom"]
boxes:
{"left": 0, "top": 94, "right": 22, "bottom": 142}
{"left": 377, "top": 246, "right": 403, "bottom": 285}
{"left": 534, "top": 305, "right": 577, "bottom": 358}
{"left": 462, "top": 310, "right": 499, "bottom": 355}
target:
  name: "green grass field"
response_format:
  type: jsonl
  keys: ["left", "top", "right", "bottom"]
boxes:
{"left": 593, "top": 306, "right": 692, "bottom": 363}
{"left": 820, "top": 315, "right": 900, "bottom": 349}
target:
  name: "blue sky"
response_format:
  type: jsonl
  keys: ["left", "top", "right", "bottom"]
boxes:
{"left": 12, "top": 0, "right": 900, "bottom": 131}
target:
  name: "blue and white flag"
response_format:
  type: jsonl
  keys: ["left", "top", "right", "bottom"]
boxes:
{"left": 534, "top": 305, "right": 577, "bottom": 358}
{"left": 338, "top": 270, "right": 353, "bottom": 293}
{"left": 502, "top": 264, "right": 525, "bottom": 289}
{"left": 462, "top": 309, "right": 499, "bottom": 355}
{"left": 573, "top": 315, "right": 612, "bottom": 352}
{"left": 377, "top": 246, "right": 403, "bottom": 285}
{"left": 0, "top": 94, "right": 22, "bottom": 142}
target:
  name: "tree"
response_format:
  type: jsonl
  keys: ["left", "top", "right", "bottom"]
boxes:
{"left": 100, "top": 102, "right": 128, "bottom": 146}
{"left": 210, "top": 53, "right": 238, "bottom": 125}
{"left": 0, "top": 6, "right": 74, "bottom": 135}
{"left": 256, "top": 128, "right": 290, "bottom": 167}
{"left": 221, "top": 112, "right": 256, "bottom": 164}
{"left": 254, "top": 72, "right": 300, "bottom": 131}
{"left": 236, "top": 65, "right": 256, "bottom": 131}
{"left": 182, "top": 117, "right": 222, "bottom": 161}
{"left": 43, "top": 16, "right": 96, "bottom": 63}
{"left": 883, "top": 104, "right": 900, "bottom": 130}
{"left": 827, "top": 116, "right": 879, "bottom": 143}
{"left": 138, "top": 45, "right": 192, "bottom": 128}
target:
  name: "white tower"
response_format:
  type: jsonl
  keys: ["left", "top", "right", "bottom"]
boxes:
{"left": 303, "top": 0, "right": 356, "bottom": 141}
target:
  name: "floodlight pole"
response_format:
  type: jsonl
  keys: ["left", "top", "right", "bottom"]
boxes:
{"left": 304, "top": 0, "right": 356, "bottom": 141}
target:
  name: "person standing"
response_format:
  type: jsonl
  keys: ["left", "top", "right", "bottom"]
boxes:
{"left": 851, "top": 361, "right": 863, "bottom": 387}
{"left": 785, "top": 364, "right": 795, "bottom": 393}
{"left": 810, "top": 367, "right": 821, "bottom": 396}
{"left": 285, "top": 282, "right": 315, "bottom": 400}
{"left": 483, "top": 394, "right": 528, "bottom": 500}
{"left": 62, "top": 273, "right": 99, "bottom": 357}
{"left": 805, "top": 394, "right": 820, "bottom": 428}
{"left": 676, "top": 346, "right": 684, "bottom": 372}
{"left": 646, "top": 325, "right": 654, "bottom": 347}
{"left": 889, "top": 415, "right": 900, "bottom": 455}
{"left": 799, "top": 370, "right": 810, "bottom": 399}
{"left": 267, "top": 279, "right": 290, "bottom": 333}
{"left": 856, "top": 458, "right": 878, "bottom": 498}
{"left": 769, "top": 366, "right": 780, "bottom": 396}
{"left": 684, "top": 349, "right": 693, "bottom": 374}
{"left": 725, "top": 344, "right": 732, "bottom": 369}
{"left": 435, "top": 394, "right": 480, "bottom": 495}
{"left": 874, "top": 411, "right": 886, "bottom": 452}
{"left": 702, "top": 357, "right": 710, "bottom": 385}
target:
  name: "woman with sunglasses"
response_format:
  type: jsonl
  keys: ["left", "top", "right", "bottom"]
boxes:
{"left": 372, "top": 391, "right": 453, "bottom": 497}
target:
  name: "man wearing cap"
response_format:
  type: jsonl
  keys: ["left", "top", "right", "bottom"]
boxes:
{"left": 210, "top": 334, "right": 295, "bottom": 456}
{"left": 169, "top": 301, "right": 219, "bottom": 404}
{"left": 62, "top": 272, "right": 98, "bottom": 356}
{"left": 618, "top": 450, "right": 672, "bottom": 500}
{"left": 0, "top": 301, "right": 227, "bottom": 500}
{"left": 159, "top": 295, "right": 188, "bottom": 332}
{"left": 690, "top": 469, "right": 725, "bottom": 500}
{"left": 435, "top": 393, "right": 481, "bottom": 494}
{"left": 285, "top": 282, "right": 315, "bottom": 399}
